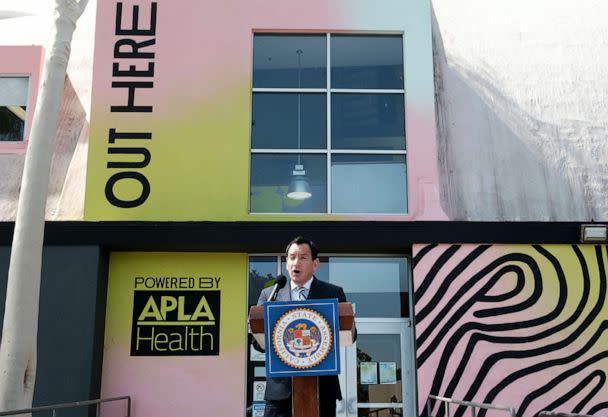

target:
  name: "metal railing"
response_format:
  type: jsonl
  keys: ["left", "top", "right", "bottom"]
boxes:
{"left": 0, "top": 396, "right": 131, "bottom": 417}
{"left": 427, "top": 395, "right": 516, "bottom": 417}
{"left": 539, "top": 412, "right": 596, "bottom": 417}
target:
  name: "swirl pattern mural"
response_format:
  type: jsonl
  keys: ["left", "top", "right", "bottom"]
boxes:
{"left": 413, "top": 244, "right": 608, "bottom": 417}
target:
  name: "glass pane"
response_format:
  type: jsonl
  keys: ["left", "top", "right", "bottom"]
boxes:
{"left": 329, "top": 257, "right": 408, "bottom": 318}
{"left": 0, "top": 106, "right": 26, "bottom": 141}
{"left": 248, "top": 256, "right": 278, "bottom": 305}
{"left": 0, "top": 77, "right": 28, "bottom": 105}
{"left": 357, "top": 334, "right": 402, "bottom": 403}
{"left": 331, "top": 155, "right": 407, "bottom": 214}
{"left": 253, "top": 35, "right": 326, "bottom": 88}
{"left": 331, "top": 94, "right": 405, "bottom": 150}
{"left": 250, "top": 153, "right": 327, "bottom": 213}
{"left": 251, "top": 93, "right": 326, "bottom": 149}
{"left": 0, "top": 76, "right": 28, "bottom": 142}
{"left": 331, "top": 35, "right": 403, "bottom": 89}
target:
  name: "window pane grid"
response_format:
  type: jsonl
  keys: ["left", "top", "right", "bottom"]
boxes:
{"left": 251, "top": 149, "right": 327, "bottom": 153}
{"left": 252, "top": 88, "right": 405, "bottom": 94}
{"left": 252, "top": 149, "right": 406, "bottom": 155}
{"left": 251, "top": 33, "right": 407, "bottom": 214}
{"left": 331, "top": 88, "right": 404, "bottom": 94}
{"left": 326, "top": 33, "right": 332, "bottom": 213}
{"left": 252, "top": 88, "right": 327, "bottom": 93}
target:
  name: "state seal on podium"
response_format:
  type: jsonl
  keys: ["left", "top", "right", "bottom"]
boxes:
{"left": 272, "top": 307, "right": 332, "bottom": 369}
{"left": 264, "top": 299, "right": 340, "bottom": 378}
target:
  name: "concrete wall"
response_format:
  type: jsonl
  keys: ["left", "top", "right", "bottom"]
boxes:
{"left": 433, "top": 0, "right": 608, "bottom": 220}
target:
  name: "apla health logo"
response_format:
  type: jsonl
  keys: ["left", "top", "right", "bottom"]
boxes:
{"left": 131, "top": 290, "right": 220, "bottom": 356}
{"left": 272, "top": 308, "right": 332, "bottom": 369}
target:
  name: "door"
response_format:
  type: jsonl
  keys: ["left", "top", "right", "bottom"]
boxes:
{"left": 337, "top": 318, "right": 416, "bottom": 417}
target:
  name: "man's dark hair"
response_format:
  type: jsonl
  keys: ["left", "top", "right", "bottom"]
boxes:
{"left": 286, "top": 236, "right": 319, "bottom": 260}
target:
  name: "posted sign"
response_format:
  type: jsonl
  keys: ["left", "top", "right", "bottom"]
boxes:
{"left": 264, "top": 299, "right": 340, "bottom": 378}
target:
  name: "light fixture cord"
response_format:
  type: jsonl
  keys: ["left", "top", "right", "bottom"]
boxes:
{"left": 296, "top": 49, "right": 302, "bottom": 165}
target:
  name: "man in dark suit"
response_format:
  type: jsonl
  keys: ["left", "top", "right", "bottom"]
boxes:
{"left": 256, "top": 236, "right": 349, "bottom": 417}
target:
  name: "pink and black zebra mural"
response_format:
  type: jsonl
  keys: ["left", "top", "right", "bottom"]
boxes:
{"left": 413, "top": 244, "right": 608, "bottom": 417}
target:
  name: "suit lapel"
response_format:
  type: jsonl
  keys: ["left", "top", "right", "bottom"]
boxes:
{"left": 307, "top": 277, "right": 321, "bottom": 299}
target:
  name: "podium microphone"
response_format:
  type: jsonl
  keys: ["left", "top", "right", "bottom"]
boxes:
{"left": 267, "top": 274, "right": 287, "bottom": 301}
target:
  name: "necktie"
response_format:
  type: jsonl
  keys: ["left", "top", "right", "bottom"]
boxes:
{"left": 297, "top": 287, "right": 307, "bottom": 300}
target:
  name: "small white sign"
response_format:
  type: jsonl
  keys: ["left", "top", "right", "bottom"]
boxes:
{"left": 360, "top": 362, "right": 378, "bottom": 385}
{"left": 250, "top": 344, "right": 266, "bottom": 361}
{"left": 252, "top": 403, "right": 265, "bottom": 417}
{"left": 253, "top": 381, "right": 266, "bottom": 402}
{"left": 379, "top": 362, "right": 397, "bottom": 384}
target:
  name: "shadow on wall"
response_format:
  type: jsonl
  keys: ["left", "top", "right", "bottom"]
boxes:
{"left": 431, "top": 8, "right": 604, "bottom": 221}
{"left": 0, "top": 75, "right": 86, "bottom": 221}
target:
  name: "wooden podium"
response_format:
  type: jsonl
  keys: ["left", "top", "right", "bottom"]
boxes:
{"left": 249, "top": 302, "right": 355, "bottom": 417}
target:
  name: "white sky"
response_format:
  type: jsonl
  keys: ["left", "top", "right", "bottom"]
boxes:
{"left": 0, "top": 0, "right": 53, "bottom": 16}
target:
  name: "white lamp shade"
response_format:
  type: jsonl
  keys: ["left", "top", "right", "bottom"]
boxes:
{"left": 287, "top": 176, "right": 312, "bottom": 200}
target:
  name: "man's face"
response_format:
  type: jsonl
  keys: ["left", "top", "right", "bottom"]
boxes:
{"left": 286, "top": 243, "right": 319, "bottom": 286}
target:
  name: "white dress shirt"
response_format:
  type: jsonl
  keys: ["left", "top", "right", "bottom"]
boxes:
{"left": 290, "top": 276, "right": 313, "bottom": 300}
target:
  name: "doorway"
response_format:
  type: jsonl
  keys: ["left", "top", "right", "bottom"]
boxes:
{"left": 337, "top": 319, "right": 416, "bottom": 417}
{"left": 246, "top": 255, "right": 417, "bottom": 417}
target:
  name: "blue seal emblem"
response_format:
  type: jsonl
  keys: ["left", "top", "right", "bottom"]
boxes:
{"left": 272, "top": 307, "right": 332, "bottom": 369}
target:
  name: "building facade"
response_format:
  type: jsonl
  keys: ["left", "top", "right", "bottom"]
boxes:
{"left": 0, "top": 0, "right": 607, "bottom": 416}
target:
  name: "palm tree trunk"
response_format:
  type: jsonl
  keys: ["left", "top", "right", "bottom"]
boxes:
{"left": 0, "top": 0, "right": 88, "bottom": 412}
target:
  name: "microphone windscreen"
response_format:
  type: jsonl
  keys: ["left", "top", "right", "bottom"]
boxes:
{"left": 275, "top": 274, "right": 287, "bottom": 288}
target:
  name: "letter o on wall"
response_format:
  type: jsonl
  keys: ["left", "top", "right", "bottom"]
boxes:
{"left": 105, "top": 171, "right": 150, "bottom": 208}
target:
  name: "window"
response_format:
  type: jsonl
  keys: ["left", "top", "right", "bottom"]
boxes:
{"left": 0, "top": 76, "right": 29, "bottom": 142}
{"left": 250, "top": 34, "right": 407, "bottom": 214}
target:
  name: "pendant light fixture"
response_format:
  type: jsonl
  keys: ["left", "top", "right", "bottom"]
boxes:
{"left": 287, "top": 49, "right": 312, "bottom": 200}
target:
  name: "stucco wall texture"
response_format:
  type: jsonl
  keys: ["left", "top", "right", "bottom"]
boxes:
{"left": 433, "top": 0, "right": 608, "bottom": 220}
{"left": 1, "top": 0, "right": 607, "bottom": 221}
